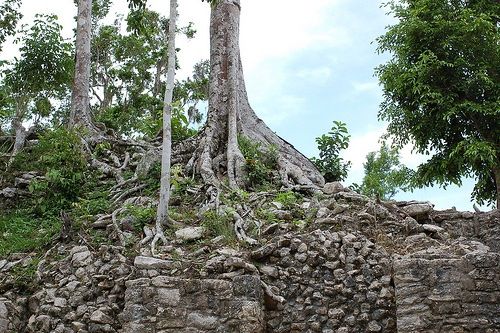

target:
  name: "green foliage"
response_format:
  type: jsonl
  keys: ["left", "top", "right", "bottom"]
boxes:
{"left": 9, "top": 257, "right": 41, "bottom": 290}
{"left": 90, "top": 10, "right": 203, "bottom": 140}
{"left": 72, "top": 189, "right": 111, "bottom": 219}
{"left": 140, "top": 161, "right": 161, "bottom": 195}
{"left": 134, "top": 101, "right": 198, "bottom": 141}
{"left": 201, "top": 210, "right": 236, "bottom": 245}
{"left": 171, "top": 164, "right": 196, "bottom": 198}
{"left": 255, "top": 208, "right": 278, "bottom": 224}
{"left": 0, "top": 0, "right": 22, "bottom": 52}
{"left": 12, "top": 128, "right": 87, "bottom": 213}
{"left": 351, "top": 142, "right": 411, "bottom": 200}
{"left": 376, "top": 0, "right": 500, "bottom": 205}
{"left": 238, "top": 135, "right": 279, "bottom": 189}
{"left": 1, "top": 14, "right": 72, "bottom": 128}
{"left": 124, "top": 204, "right": 156, "bottom": 232}
{"left": 311, "top": 121, "right": 351, "bottom": 182}
{"left": 274, "top": 191, "right": 300, "bottom": 210}
{"left": 0, "top": 210, "right": 60, "bottom": 256}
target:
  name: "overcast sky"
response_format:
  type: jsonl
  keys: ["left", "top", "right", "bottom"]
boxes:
{"left": 1, "top": 0, "right": 489, "bottom": 211}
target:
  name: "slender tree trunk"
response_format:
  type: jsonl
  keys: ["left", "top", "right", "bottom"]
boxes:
{"left": 69, "top": 0, "right": 93, "bottom": 130}
{"left": 494, "top": 167, "right": 500, "bottom": 209}
{"left": 151, "top": 0, "right": 177, "bottom": 254}
{"left": 186, "top": 0, "right": 324, "bottom": 189}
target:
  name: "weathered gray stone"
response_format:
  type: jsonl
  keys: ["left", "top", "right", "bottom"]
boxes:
{"left": 71, "top": 250, "right": 92, "bottom": 267}
{"left": 90, "top": 309, "right": 114, "bottom": 324}
{"left": 156, "top": 288, "right": 180, "bottom": 306}
{"left": 134, "top": 256, "right": 173, "bottom": 270}
{"left": 175, "top": 227, "right": 204, "bottom": 241}
{"left": 323, "top": 182, "right": 344, "bottom": 194}
{"left": 259, "top": 265, "right": 279, "bottom": 278}
{"left": 402, "top": 203, "right": 433, "bottom": 220}
{"left": 421, "top": 224, "right": 444, "bottom": 233}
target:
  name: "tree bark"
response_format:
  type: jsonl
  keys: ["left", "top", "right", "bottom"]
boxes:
{"left": 8, "top": 98, "right": 31, "bottom": 165}
{"left": 69, "top": 0, "right": 94, "bottom": 130}
{"left": 150, "top": 0, "right": 177, "bottom": 255}
{"left": 187, "top": 0, "right": 324, "bottom": 189}
{"left": 494, "top": 167, "right": 500, "bottom": 209}
{"left": 156, "top": 0, "right": 177, "bottom": 226}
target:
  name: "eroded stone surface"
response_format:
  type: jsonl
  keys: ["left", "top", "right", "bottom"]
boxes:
{"left": 120, "top": 276, "right": 264, "bottom": 333}
{"left": 394, "top": 241, "right": 500, "bottom": 333}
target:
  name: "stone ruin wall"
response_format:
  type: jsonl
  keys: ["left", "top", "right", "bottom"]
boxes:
{"left": 394, "top": 248, "right": 500, "bottom": 333}
{"left": 1, "top": 207, "right": 499, "bottom": 333}
{"left": 120, "top": 275, "right": 264, "bottom": 333}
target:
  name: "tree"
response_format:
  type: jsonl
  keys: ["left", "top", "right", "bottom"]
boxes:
{"left": 0, "top": 0, "right": 22, "bottom": 52}
{"left": 90, "top": 9, "right": 200, "bottom": 139}
{"left": 351, "top": 142, "right": 410, "bottom": 200}
{"left": 180, "top": 0, "right": 323, "bottom": 190}
{"left": 311, "top": 121, "right": 351, "bottom": 182}
{"left": 69, "top": 0, "right": 95, "bottom": 132}
{"left": 376, "top": 0, "right": 500, "bottom": 207}
{"left": 1, "top": 15, "right": 73, "bottom": 161}
{"left": 152, "top": 0, "right": 177, "bottom": 254}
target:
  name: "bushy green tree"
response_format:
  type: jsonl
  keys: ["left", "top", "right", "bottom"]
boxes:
{"left": 90, "top": 10, "right": 205, "bottom": 139}
{"left": 0, "top": 0, "right": 22, "bottom": 52}
{"left": 1, "top": 15, "right": 73, "bottom": 159}
{"left": 376, "top": 0, "right": 500, "bottom": 207}
{"left": 351, "top": 142, "right": 411, "bottom": 200}
{"left": 311, "top": 121, "right": 351, "bottom": 182}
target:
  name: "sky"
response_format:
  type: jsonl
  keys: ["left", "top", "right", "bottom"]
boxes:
{"left": 1, "top": 0, "right": 491, "bottom": 211}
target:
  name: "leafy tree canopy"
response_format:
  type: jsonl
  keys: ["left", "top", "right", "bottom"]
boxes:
{"left": 1, "top": 14, "right": 73, "bottom": 126}
{"left": 351, "top": 142, "right": 411, "bottom": 200}
{"left": 0, "top": 0, "right": 22, "bottom": 52}
{"left": 376, "top": 0, "right": 500, "bottom": 206}
{"left": 90, "top": 9, "right": 205, "bottom": 139}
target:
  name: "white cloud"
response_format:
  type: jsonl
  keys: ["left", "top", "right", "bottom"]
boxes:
{"left": 297, "top": 67, "right": 332, "bottom": 84}
{"left": 352, "top": 81, "right": 380, "bottom": 93}
{"left": 240, "top": 0, "right": 346, "bottom": 72}
{"left": 256, "top": 94, "right": 307, "bottom": 126}
{"left": 399, "top": 144, "right": 428, "bottom": 169}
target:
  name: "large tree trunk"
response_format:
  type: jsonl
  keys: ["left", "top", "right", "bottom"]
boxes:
{"left": 8, "top": 99, "right": 31, "bottom": 165}
{"left": 186, "top": 0, "right": 324, "bottom": 189}
{"left": 69, "top": 0, "right": 94, "bottom": 131}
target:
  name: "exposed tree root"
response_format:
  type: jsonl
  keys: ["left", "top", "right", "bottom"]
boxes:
{"left": 261, "top": 280, "right": 285, "bottom": 304}
{"left": 150, "top": 224, "right": 168, "bottom": 257}
{"left": 111, "top": 184, "right": 146, "bottom": 204}
{"left": 111, "top": 207, "right": 126, "bottom": 246}
{"left": 232, "top": 210, "right": 257, "bottom": 245}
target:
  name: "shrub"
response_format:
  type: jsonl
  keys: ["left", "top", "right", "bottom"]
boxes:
{"left": 124, "top": 204, "right": 156, "bottom": 232}
{"left": 12, "top": 127, "right": 87, "bottom": 213}
{"left": 311, "top": 121, "right": 351, "bottom": 182}
{"left": 238, "top": 135, "right": 279, "bottom": 189}
{"left": 274, "top": 191, "right": 300, "bottom": 209}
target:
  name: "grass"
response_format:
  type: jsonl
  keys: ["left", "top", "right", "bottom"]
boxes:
{"left": 0, "top": 209, "right": 60, "bottom": 257}
{"left": 201, "top": 210, "right": 237, "bottom": 246}
{"left": 10, "top": 256, "right": 41, "bottom": 291}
